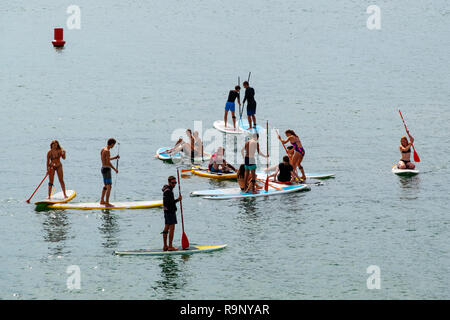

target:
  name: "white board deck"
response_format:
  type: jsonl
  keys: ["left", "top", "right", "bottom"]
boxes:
{"left": 115, "top": 244, "right": 227, "bottom": 256}
{"left": 35, "top": 190, "right": 76, "bottom": 205}
{"left": 202, "top": 184, "right": 310, "bottom": 199}
{"left": 392, "top": 165, "right": 419, "bottom": 176}
{"left": 47, "top": 200, "right": 163, "bottom": 210}
{"left": 213, "top": 120, "right": 245, "bottom": 134}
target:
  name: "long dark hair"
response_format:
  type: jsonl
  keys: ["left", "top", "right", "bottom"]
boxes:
{"left": 238, "top": 164, "right": 245, "bottom": 179}
{"left": 50, "top": 140, "right": 62, "bottom": 150}
{"left": 285, "top": 129, "right": 298, "bottom": 137}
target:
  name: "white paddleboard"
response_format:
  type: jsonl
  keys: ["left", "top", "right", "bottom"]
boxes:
{"left": 237, "top": 118, "right": 262, "bottom": 133}
{"left": 201, "top": 184, "right": 310, "bottom": 199}
{"left": 115, "top": 244, "right": 227, "bottom": 256}
{"left": 392, "top": 165, "right": 419, "bottom": 176}
{"left": 256, "top": 171, "right": 335, "bottom": 180}
{"left": 47, "top": 200, "right": 163, "bottom": 210}
{"left": 213, "top": 120, "right": 245, "bottom": 134}
{"left": 35, "top": 190, "right": 76, "bottom": 205}
{"left": 156, "top": 147, "right": 181, "bottom": 162}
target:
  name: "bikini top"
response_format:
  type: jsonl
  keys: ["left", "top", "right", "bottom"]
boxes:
{"left": 401, "top": 147, "right": 411, "bottom": 154}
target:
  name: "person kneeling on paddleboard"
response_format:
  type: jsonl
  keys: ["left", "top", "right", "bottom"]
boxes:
{"left": 100, "top": 138, "right": 119, "bottom": 207}
{"left": 398, "top": 135, "right": 415, "bottom": 170}
{"left": 224, "top": 85, "right": 241, "bottom": 130}
{"left": 162, "top": 176, "right": 182, "bottom": 251}
{"left": 209, "top": 147, "right": 236, "bottom": 173}
{"left": 268, "top": 156, "right": 301, "bottom": 184}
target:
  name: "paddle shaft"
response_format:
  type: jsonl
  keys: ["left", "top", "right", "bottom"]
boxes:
{"left": 114, "top": 143, "right": 120, "bottom": 200}
{"left": 26, "top": 171, "right": 49, "bottom": 203}
{"left": 265, "top": 121, "right": 269, "bottom": 191}
{"left": 176, "top": 169, "right": 189, "bottom": 250}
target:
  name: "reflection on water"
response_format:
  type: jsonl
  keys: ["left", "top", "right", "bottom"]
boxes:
{"left": 98, "top": 212, "right": 120, "bottom": 249}
{"left": 398, "top": 176, "right": 421, "bottom": 200}
{"left": 39, "top": 210, "right": 70, "bottom": 256}
{"left": 152, "top": 255, "right": 188, "bottom": 297}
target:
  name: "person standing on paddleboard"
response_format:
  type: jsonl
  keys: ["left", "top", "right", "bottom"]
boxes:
{"left": 398, "top": 135, "right": 416, "bottom": 169}
{"left": 224, "top": 85, "right": 241, "bottom": 130}
{"left": 46, "top": 140, "right": 68, "bottom": 199}
{"left": 208, "top": 147, "right": 236, "bottom": 173}
{"left": 279, "top": 130, "right": 306, "bottom": 181}
{"left": 162, "top": 176, "right": 182, "bottom": 251}
{"left": 242, "top": 81, "right": 257, "bottom": 129}
{"left": 100, "top": 138, "right": 119, "bottom": 207}
{"left": 241, "top": 133, "right": 268, "bottom": 193}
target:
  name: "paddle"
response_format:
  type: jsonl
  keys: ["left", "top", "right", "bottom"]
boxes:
{"left": 238, "top": 72, "right": 251, "bottom": 128}
{"left": 176, "top": 168, "right": 189, "bottom": 249}
{"left": 256, "top": 178, "right": 283, "bottom": 191}
{"left": 265, "top": 121, "right": 269, "bottom": 191}
{"left": 114, "top": 142, "right": 120, "bottom": 200}
{"left": 26, "top": 171, "right": 49, "bottom": 203}
{"left": 399, "top": 109, "right": 420, "bottom": 162}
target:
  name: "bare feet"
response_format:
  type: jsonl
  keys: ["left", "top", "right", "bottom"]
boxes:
{"left": 104, "top": 203, "right": 114, "bottom": 207}
{"left": 167, "top": 247, "right": 178, "bottom": 251}
{"left": 163, "top": 246, "right": 168, "bottom": 251}
{"left": 100, "top": 201, "right": 106, "bottom": 205}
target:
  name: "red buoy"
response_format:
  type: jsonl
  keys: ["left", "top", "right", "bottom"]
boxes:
{"left": 52, "top": 28, "right": 66, "bottom": 47}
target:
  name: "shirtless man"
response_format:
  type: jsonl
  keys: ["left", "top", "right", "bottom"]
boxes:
{"left": 241, "top": 133, "right": 268, "bottom": 193}
{"left": 100, "top": 138, "right": 119, "bottom": 206}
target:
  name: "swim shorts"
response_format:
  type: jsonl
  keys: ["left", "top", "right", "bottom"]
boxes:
{"left": 164, "top": 211, "right": 177, "bottom": 225}
{"left": 244, "top": 156, "right": 257, "bottom": 170}
{"left": 225, "top": 101, "right": 235, "bottom": 112}
{"left": 101, "top": 167, "right": 112, "bottom": 185}
{"left": 247, "top": 102, "right": 256, "bottom": 116}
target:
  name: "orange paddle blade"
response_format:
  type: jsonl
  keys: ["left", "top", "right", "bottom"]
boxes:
{"left": 264, "top": 177, "right": 269, "bottom": 192}
{"left": 182, "top": 232, "right": 190, "bottom": 249}
{"left": 412, "top": 145, "right": 421, "bottom": 162}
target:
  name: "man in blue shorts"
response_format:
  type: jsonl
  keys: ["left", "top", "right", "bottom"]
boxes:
{"left": 100, "top": 138, "right": 119, "bottom": 207}
{"left": 224, "top": 85, "right": 241, "bottom": 130}
{"left": 243, "top": 81, "right": 257, "bottom": 129}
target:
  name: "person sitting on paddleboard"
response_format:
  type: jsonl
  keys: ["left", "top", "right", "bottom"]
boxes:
{"left": 162, "top": 176, "right": 182, "bottom": 251}
{"left": 243, "top": 81, "right": 257, "bottom": 129}
{"left": 264, "top": 146, "right": 295, "bottom": 172}
{"left": 279, "top": 130, "right": 306, "bottom": 181}
{"left": 193, "top": 131, "right": 205, "bottom": 159}
{"left": 237, "top": 164, "right": 262, "bottom": 192}
{"left": 208, "top": 147, "right": 236, "bottom": 173}
{"left": 398, "top": 135, "right": 415, "bottom": 170}
{"left": 46, "top": 140, "right": 68, "bottom": 199}
{"left": 169, "top": 129, "right": 196, "bottom": 161}
{"left": 241, "top": 133, "right": 268, "bottom": 193}
{"left": 268, "top": 156, "right": 301, "bottom": 183}
{"left": 100, "top": 138, "right": 119, "bottom": 207}
{"left": 224, "top": 85, "right": 241, "bottom": 130}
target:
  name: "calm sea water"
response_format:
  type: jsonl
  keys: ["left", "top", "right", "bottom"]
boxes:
{"left": 1, "top": 0, "right": 449, "bottom": 299}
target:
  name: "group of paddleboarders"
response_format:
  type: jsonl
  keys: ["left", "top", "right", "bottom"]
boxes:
{"left": 224, "top": 81, "right": 257, "bottom": 130}
{"left": 43, "top": 138, "right": 120, "bottom": 207}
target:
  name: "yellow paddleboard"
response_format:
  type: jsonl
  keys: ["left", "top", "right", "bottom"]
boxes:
{"left": 191, "top": 169, "right": 237, "bottom": 180}
{"left": 35, "top": 190, "right": 76, "bottom": 205}
{"left": 47, "top": 200, "right": 163, "bottom": 210}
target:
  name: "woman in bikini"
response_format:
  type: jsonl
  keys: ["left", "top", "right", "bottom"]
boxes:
{"left": 279, "top": 129, "right": 306, "bottom": 181}
{"left": 46, "top": 140, "right": 67, "bottom": 199}
{"left": 398, "top": 135, "right": 415, "bottom": 169}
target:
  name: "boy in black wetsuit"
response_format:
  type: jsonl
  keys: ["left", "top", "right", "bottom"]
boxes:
{"left": 243, "top": 81, "right": 257, "bottom": 129}
{"left": 225, "top": 85, "right": 241, "bottom": 130}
